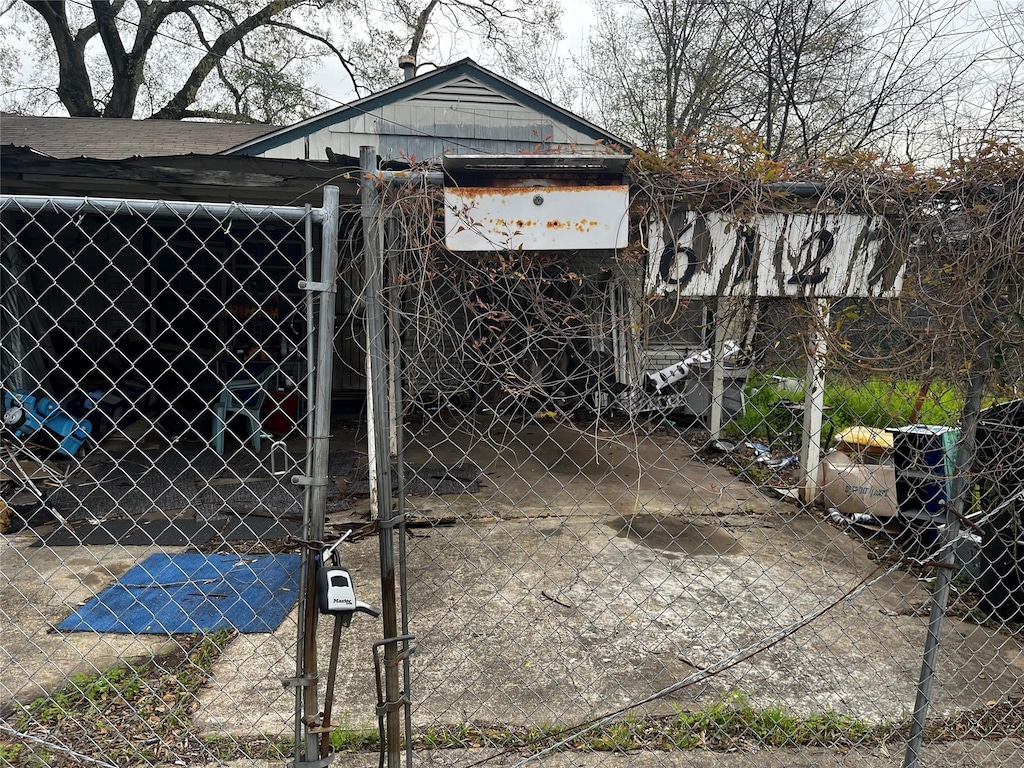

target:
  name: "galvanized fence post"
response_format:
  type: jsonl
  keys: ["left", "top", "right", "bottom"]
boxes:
{"left": 361, "top": 146, "right": 403, "bottom": 767}
{"left": 293, "top": 186, "right": 340, "bottom": 766}
{"left": 903, "top": 340, "right": 991, "bottom": 768}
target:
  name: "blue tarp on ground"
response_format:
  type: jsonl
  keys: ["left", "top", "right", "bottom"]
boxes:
{"left": 57, "top": 553, "right": 302, "bottom": 634}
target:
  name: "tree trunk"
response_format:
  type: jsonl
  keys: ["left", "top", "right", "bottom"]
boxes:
{"left": 25, "top": 1, "right": 100, "bottom": 117}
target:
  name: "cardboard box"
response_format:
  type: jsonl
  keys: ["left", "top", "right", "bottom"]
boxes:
{"left": 819, "top": 449, "right": 898, "bottom": 518}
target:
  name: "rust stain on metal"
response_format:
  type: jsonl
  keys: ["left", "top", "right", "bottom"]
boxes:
{"left": 486, "top": 218, "right": 536, "bottom": 228}
{"left": 455, "top": 187, "right": 507, "bottom": 200}
{"left": 546, "top": 219, "right": 600, "bottom": 231}
{"left": 445, "top": 186, "right": 628, "bottom": 250}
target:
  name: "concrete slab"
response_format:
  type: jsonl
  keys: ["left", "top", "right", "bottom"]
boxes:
{"left": 6, "top": 418, "right": 1024, "bottom": 768}
{"left": 197, "top": 512, "right": 1024, "bottom": 739}
{"left": 0, "top": 535, "right": 175, "bottom": 707}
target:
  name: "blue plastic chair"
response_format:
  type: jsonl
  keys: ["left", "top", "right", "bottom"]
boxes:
{"left": 211, "top": 363, "right": 276, "bottom": 455}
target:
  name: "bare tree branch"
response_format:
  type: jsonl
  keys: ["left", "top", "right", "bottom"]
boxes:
{"left": 149, "top": 0, "right": 307, "bottom": 119}
{"left": 265, "top": 19, "right": 362, "bottom": 97}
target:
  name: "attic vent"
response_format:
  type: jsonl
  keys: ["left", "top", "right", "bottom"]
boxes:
{"left": 407, "top": 78, "right": 521, "bottom": 108}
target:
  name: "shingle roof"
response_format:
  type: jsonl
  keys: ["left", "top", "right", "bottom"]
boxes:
{"left": 0, "top": 115, "right": 275, "bottom": 159}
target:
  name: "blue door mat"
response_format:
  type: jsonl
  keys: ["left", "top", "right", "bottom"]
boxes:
{"left": 57, "top": 553, "right": 302, "bottom": 634}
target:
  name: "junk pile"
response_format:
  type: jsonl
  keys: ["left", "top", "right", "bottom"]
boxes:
{"left": 3, "top": 382, "right": 150, "bottom": 458}
{"left": 818, "top": 424, "right": 964, "bottom": 532}
{"left": 974, "top": 399, "right": 1024, "bottom": 621}
{"left": 1, "top": 384, "right": 148, "bottom": 532}
{"left": 646, "top": 340, "right": 742, "bottom": 393}
{"left": 818, "top": 405, "right": 1024, "bottom": 622}
{"left": 635, "top": 340, "right": 749, "bottom": 420}
{"left": 0, "top": 435, "right": 67, "bottom": 532}
{"left": 3, "top": 390, "right": 94, "bottom": 457}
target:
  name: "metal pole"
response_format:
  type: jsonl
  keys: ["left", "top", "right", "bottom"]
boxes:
{"left": 390, "top": 224, "right": 415, "bottom": 767}
{"left": 0, "top": 194, "right": 323, "bottom": 223}
{"left": 363, "top": 147, "right": 383, "bottom": 525}
{"left": 297, "top": 185, "right": 340, "bottom": 764}
{"left": 292, "top": 204, "right": 315, "bottom": 755}
{"left": 366, "top": 342, "right": 379, "bottom": 520}
{"left": 903, "top": 347, "right": 989, "bottom": 767}
{"left": 388, "top": 216, "right": 400, "bottom": 458}
{"left": 361, "top": 147, "right": 402, "bottom": 767}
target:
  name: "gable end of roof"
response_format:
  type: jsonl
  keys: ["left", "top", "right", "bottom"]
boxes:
{"left": 223, "top": 59, "right": 629, "bottom": 156}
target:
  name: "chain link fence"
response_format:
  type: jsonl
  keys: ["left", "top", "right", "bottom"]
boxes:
{"left": 3, "top": 147, "right": 1024, "bottom": 768}
{"left": 1, "top": 192, "right": 341, "bottom": 766}
{"left": 351, "top": 154, "right": 1024, "bottom": 768}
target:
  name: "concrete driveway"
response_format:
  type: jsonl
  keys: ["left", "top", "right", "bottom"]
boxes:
{"left": 4, "top": 418, "right": 1023, "bottom": 766}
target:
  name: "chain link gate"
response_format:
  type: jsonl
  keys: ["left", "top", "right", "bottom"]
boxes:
{"left": 0, "top": 189, "right": 350, "bottom": 766}
{"left": 349, "top": 156, "right": 1024, "bottom": 768}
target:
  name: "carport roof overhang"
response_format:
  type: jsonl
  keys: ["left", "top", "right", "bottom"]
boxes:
{"left": 0, "top": 146, "right": 360, "bottom": 207}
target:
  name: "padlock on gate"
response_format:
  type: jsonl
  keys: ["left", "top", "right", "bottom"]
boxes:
{"left": 317, "top": 564, "right": 380, "bottom": 626}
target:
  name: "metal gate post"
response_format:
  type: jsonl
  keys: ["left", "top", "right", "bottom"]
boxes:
{"left": 361, "top": 147, "right": 404, "bottom": 767}
{"left": 903, "top": 343, "right": 989, "bottom": 767}
{"left": 292, "top": 186, "right": 340, "bottom": 766}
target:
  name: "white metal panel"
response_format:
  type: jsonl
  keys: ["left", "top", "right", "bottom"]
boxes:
{"left": 332, "top": 114, "right": 370, "bottom": 133}
{"left": 648, "top": 211, "right": 905, "bottom": 298}
{"left": 445, "top": 186, "right": 629, "bottom": 251}
{"left": 380, "top": 104, "right": 418, "bottom": 133}
{"left": 332, "top": 134, "right": 379, "bottom": 158}
{"left": 260, "top": 138, "right": 308, "bottom": 159}
{"left": 317, "top": 131, "right": 378, "bottom": 160}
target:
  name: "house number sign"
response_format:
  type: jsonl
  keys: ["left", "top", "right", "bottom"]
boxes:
{"left": 647, "top": 211, "right": 906, "bottom": 298}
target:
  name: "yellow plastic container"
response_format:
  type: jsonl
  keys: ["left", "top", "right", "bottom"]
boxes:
{"left": 834, "top": 426, "right": 894, "bottom": 456}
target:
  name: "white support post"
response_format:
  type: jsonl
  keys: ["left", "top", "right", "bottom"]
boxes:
{"left": 799, "top": 298, "right": 830, "bottom": 504}
{"left": 708, "top": 297, "right": 729, "bottom": 439}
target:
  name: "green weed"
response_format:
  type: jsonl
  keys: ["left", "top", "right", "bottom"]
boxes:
{"left": 666, "top": 692, "right": 880, "bottom": 750}
{"left": 0, "top": 742, "right": 24, "bottom": 761}
{"left": 590, "top": 711, "right": 644, "bottom": 751}
{"left": 421, "top": 722, "right": 475, "bottom": 748}
{"left": 8, "top": 629, "right": 237, "bottom": 766}
{"left": 16, "top": 664, "right": 145, "bottom": 730}
{"left": 329, "top": 727, "right": 379, "bottom": 751}
{"left": 731, "top": 374, "right": 966, "bottom": 443}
